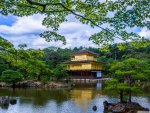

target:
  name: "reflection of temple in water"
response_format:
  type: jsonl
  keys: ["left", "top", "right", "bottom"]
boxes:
{"left": 96, "top": 82, "right": 102, "bottom": 89}
{"left": 70, "top": 82, "right": 102, "bottom": 106}
{"left": 71, "top": 89, "right": 94, "bottom": 106}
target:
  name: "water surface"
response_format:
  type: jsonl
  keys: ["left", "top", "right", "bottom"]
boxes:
{"left": 0, "top": 82, "right": 150, "bottom": 113}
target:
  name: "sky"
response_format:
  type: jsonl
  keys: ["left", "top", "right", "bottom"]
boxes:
{"left": 0, "top": 14, "right": 149, "bottom": 49}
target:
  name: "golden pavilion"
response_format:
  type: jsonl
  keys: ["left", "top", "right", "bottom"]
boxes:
{"left": 63, "top": 50, "right": 103, "bottom": 79}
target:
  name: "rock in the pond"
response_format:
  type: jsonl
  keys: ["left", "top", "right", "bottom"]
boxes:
{"left": 108, "top": 105, "right": 113, "bottom": 111}
{"left": 112, "top": 103, "right": 126, "bottom": 113}
{"left": 10, "top": 99, "right": 17, "bottom": 105}
{"left": 103, "top": 101, "right": 109, "bottom": 109}
{"left": 0, "top": 96, "right": 9, "bottom": 106}
{"left": 92, "top": 105, "right": 97, "bottom": 111}
{"left": 103, "top": 101, "right": 149, "bottom": 113}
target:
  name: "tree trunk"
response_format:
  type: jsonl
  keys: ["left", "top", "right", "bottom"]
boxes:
{"left": 128, "top": 90, "right": 132, "bottom": 104}
{"left": 12, "top": 82, "right": 15, "bottom": 90}
{"left": 37, "top": 75, "right": 41, "bottom": 81}
{"left": 128, "top": 75, "right": 132, "bottom": 104}
{"left": 120, "top": 90, "right": 124, "bottom": 103}
{"left": 37, "top": 70, "right": 41, "bottom": 81}
{"left": 24, "top": 69, "right": 27, "bottom": 79}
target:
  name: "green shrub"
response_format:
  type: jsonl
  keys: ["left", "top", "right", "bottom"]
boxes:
{"left": 1, "top": 70, "right": 23, "bottom": 87}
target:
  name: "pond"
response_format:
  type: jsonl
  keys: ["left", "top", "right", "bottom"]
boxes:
{"left": 0, "top": 82, "right": 150, "bottom": 113}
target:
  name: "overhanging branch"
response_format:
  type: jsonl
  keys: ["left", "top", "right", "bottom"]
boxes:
{"left": 25, "top": 0, "right": 109, "bottom": 30}
{"left": 25, "top": 0, "right": 125, "bottom": 41}
{"left": 26, "top": 0, "right": 45, "bottom": 7}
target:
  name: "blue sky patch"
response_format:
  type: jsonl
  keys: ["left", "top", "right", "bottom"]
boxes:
{"left": 0, "top": 14, "right": 16, "bottom": 26}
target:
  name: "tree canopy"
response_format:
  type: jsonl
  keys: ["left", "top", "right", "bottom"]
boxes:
{"left": 106, "top": 58, "right": 150, "bottom": 103}
{"left": 0, "top": 70, "right": 23, "bottom": 87}
{"left": 0, "top": 0, "right": 149, "bottom": 48}
{"left": 0, "top": 36, "right": 14, "bottom": 49}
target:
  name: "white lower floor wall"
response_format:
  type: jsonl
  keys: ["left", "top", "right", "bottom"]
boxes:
{"left": 92, "top": 71, "right": 102, "bottom": 77}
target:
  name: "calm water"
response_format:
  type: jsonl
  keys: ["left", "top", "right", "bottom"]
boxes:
{"left": 0, "top": 82, "right": 150, "bottom": 113}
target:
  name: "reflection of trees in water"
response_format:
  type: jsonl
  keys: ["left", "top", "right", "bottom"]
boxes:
{"left": 0, "top": 86, "right": 103, "bottom": 108}
{"left": 0, "top": 84, "right": 149, "bottom": 108}
{"left": 0, "top": 88, "right": 70, "bottom": 106}
{"left": 0, "top": 104, "right": 9, "bottom": 110}
{"left": 28, "top": 89, "right": 70, "bottom": 106}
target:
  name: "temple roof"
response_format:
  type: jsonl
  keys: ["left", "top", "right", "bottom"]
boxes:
{"left": 70, "top": 50, "right": 98, "bottom": 56}
{"left": 63, "top": 60, "right": 104, "bottom": 64}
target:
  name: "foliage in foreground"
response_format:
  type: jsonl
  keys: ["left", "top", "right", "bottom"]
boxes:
{"left": 105, "top": 58, "right": 150, "bottom": 103}
{"left": 0, "top": 1, "right": 150, "bottom": 49}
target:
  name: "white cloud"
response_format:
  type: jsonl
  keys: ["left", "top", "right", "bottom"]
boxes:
{"left": 0, "top": 14, "right": 100, "bottom": 49}
{"left": 0, "top": 14, "right": 47, "bottom": 35}
{"left": 31, "top": 37, "right": 61, "bottom": 49}
{"left": 139, "top": 28, "right": 150, "bottom": 39}
{"left": 59, "top": 22, "right": 88, "bottom": 34}
{"left": 32, "top": 38, "right": 48, "bottom": 46}
{"left": 61, "top": 30, "right": 98, "bottom": 48}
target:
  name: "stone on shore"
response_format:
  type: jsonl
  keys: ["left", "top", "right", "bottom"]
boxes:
{"left": 0, "top": 82, "right": 10, "bottom": 87}
{"left": 16, "top": 80, "right": 69, "bottom": 88}
{"left": 0, "top": 80, "right": 69, "bottom": 88}
{"left": 17, "top": 80, "right": 42, "bottom": 87}
{"left": 44, "top": 82, "right": 69, "bottom": 88}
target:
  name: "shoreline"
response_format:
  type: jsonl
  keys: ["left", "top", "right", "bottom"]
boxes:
{"left": 0, "top": 80, "right": 70, "bottom": 88}
{"left": 0, "top": 78, "right": 111, "bottom": 88}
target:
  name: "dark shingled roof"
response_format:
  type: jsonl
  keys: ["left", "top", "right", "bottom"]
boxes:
{"left": 70, "top": 50, "right": 98, "bottom": 56}
{"left": 63, "top": 60, "right": 104, "bottom": 64}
